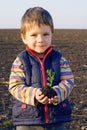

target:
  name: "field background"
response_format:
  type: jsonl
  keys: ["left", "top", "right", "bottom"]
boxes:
{"left": 0, "top": 29, "right": 87, "bottom": 130}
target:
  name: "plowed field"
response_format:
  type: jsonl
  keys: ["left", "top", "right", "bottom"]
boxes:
{"left": 0, "top": 29, "right": 87, "bottom": 130}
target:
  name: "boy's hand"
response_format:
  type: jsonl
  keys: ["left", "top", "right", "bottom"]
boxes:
{"left": 48, "top": 96, "right": 60, "bottom": 105}
{"left": 35, "top": 89, "right": 49, "bottom": 104}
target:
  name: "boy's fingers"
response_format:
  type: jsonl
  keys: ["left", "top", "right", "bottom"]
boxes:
{"left": 38, "top": 94, "right": 45, "bottom": 100}
{"left": 40, "top": 96, "right": 48, "bottom": 104}
{"left": 52, "top": 96, "right": 60, "bottom": 105}
{"left": 48, "top": 96, "right": 60, "bottom": 104}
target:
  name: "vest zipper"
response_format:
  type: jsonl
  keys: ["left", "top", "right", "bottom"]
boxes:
{"left": 39, "top": 60, "right": 49, "bottom": 124}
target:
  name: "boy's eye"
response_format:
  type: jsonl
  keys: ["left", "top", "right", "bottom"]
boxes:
{"left": 44, "top": 33, "right": 49, "bottom": 36}
{"left": 31, "top": 34, "right": 37, "bottom": 36}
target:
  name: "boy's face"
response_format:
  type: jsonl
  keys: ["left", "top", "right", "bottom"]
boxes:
{"left": 22, "top": 24, "right": 52, "bottom": 54}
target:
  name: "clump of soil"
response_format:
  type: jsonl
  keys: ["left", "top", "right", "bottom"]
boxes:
{"left": 41, "top": 87, "right": 57, "bottom": 98}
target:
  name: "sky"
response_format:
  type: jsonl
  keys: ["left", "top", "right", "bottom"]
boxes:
{"left": 0, "top": 0, "right": 87, "bottom": 29}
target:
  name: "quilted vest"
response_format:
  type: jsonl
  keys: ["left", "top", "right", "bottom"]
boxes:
{"left": 12, "top": 49, "right": 72, "bottom": 125}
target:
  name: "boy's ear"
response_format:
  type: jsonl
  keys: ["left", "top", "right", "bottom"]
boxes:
{"left": 21, "top": 33, "right": 27, "bottom": 45}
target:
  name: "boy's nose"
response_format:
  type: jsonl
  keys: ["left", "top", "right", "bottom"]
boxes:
{"left": 37, "top": 35, "right": 43, "bottom": 42}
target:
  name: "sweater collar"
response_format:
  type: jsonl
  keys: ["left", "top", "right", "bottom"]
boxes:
{"left": 26, "top": 46, "right": 53, "bottom": 60}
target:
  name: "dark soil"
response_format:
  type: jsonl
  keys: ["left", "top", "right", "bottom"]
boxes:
{"left": 0, "top": 29, "right": 87, "bottom": 130}
{"left": 42, "top": 87, "right": 57, "bottom": 98}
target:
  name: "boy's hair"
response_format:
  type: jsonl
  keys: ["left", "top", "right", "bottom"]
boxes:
{"left": 21, "top": 7, "right": 54, "bottom": 35}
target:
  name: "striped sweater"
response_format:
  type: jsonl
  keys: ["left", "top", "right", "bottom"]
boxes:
{"left": 9, "top": 48, "right": 74, "bottom": 106}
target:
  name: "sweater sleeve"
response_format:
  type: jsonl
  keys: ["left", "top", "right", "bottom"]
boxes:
{"left": 53, "top": 56, "right": 74, "bottom": 103}
{"left": 9, "top": 57, "right": 37, "bottom": 106}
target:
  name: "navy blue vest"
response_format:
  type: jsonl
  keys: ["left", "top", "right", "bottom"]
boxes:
{"left": 12, "top": 49, "right": 72, "bottom": 125}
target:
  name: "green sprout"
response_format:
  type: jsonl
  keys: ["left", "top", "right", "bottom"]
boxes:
{"left": 46, "top": 69, "right": 55, "bottom": 87}
{"left": 3, "top": 120, "right": 11, "bottom": 127}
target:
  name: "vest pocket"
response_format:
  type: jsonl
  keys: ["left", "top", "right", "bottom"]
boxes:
{"left": 50, "top": 99, "right": 71, "bottom": 116}
{"left": 13, "top": 103, "right": 39, "bottom": 119}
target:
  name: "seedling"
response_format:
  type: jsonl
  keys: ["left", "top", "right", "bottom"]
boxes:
{"left": 46, "top": 69, "right": 55, "bottom": 87}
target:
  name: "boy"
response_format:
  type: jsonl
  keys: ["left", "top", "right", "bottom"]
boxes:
{"left": 9, "top": 7, "right": 74, "bottom": 130}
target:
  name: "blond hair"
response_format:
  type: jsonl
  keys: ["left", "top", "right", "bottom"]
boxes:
{"left": 21, "top": 7, "right": 54, "bottom": 35}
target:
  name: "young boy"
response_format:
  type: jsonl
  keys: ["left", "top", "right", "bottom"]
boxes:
{"left": 9, "top": 7, "right": 74, "bottom": 130}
